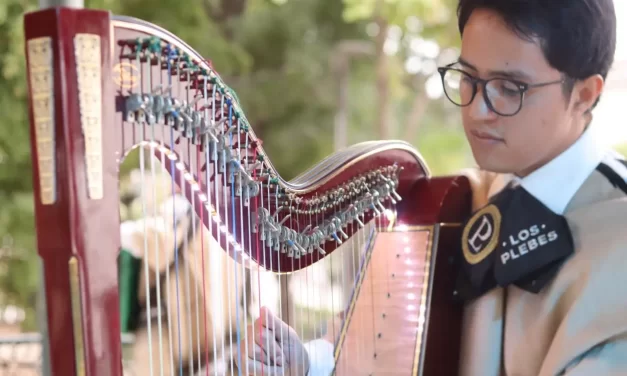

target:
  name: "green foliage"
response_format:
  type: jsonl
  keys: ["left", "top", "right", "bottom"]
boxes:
{"left": 0, "top": 0, "right": 39, "bottom": 330}
{"left": 1, "top": 0, "right": 469, "bottom": 331}
{"left": 342, "top": 0, "right": 460, "bottom": 46}
{"left": 616, "top": 143, "right": 627, "bottom": 157}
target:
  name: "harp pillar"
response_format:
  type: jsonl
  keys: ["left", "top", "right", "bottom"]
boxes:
{"left": 24, "top": 8, "right": 122, "bottom": 376}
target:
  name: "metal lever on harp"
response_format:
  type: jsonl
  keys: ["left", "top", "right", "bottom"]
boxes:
{"left": 23, "top": 6, "right": 473, "bottom": 376}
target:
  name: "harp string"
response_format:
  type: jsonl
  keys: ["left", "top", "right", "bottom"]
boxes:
{"left": 229, "top": 102, "right": 242, "bottom": 375}
{"left": 264, "top": 178, "right": 273, "bottom": 375}
{"left": 240, "top": 119, "right": 247, "bottom": 373}
{"left": 213, "top": 80, "right": 225, "bottom": 374}
{"left": 165, "top": 116, "right": 175, "bottom": 376}
{"left": 120, "top": 38, "right": 403, "bottom": 376}
{"left": 152, "top": 52, "right": 166, "bottom": 376}
{"left": 222, "top": 102, "right": 232, "bottom": 375}
{"left": 252, "top": 144, "right": 261, "bottom": 376}
{"left": 273, "top": 184, "right": 283, "bottom": 375}
{"left": 294, "top": 200, "right": 313, "bottom": 375}
{"left": 182, "top": 70, "right": 192, "bottom": 375}
{"left": 239, "top": 117, "right": 251, "bottom": 376}
{"left": 138, "top": 65, "right": 154, "bottom": 376}
{"left": 247, "top": 123, "right": 259, "bottom": 376}
{"left": 208, "top": 81, "right": 220, "bottom": 376}
{"left": 168, "top": 46, "right": 183, "bottom": 376}
{"left": 198, "top": 134, "right": 210, "bottom": 374}
{"left": 190, "top": 71, "right": 201, "bottom": 375}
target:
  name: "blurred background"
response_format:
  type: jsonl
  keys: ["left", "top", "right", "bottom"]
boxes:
{"left": 0, "top": 0, "right": 626, "bottom": 373}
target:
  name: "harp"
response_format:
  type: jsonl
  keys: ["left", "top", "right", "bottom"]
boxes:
{"left": 23, "top": 7, "right": 471, "bottom": 376}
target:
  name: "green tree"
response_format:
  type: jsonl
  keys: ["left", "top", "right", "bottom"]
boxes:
{"left": 1, "top": 0, "right": 466, "bottom": 330}
{"left": 0, "top": 0, "right": 40, "bottom": 330}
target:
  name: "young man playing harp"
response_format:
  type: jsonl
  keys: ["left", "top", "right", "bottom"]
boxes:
{"left": 236, "top": 0, "right": 627, "bottom": 375}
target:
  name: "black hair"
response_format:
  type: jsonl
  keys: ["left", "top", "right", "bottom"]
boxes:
{"left": 457, "top": 0, "right": 617, "bottom": 109}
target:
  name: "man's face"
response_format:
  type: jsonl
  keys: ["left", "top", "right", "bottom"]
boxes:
{"left": 458, "top": 9, "right": 584, "bottom": 176}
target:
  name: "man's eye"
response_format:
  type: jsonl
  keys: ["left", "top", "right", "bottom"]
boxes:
{"left": 497, "top": 81, "right": 520, "bottom": 96}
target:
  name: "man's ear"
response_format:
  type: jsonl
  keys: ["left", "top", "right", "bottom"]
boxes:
{"left": 572, "top": 74, "right": 605, "bottom": 114}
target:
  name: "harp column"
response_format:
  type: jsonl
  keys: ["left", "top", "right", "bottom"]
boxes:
{"left": 24, "top": 5, "right": 120, "bottom": 376}
{"left": 34, "top": 2, "right": 83, "bottom": 376}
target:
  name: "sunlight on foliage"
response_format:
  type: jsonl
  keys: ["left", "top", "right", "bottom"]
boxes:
{"left": 0, "top": 0, "right": 472, "bottom": 331}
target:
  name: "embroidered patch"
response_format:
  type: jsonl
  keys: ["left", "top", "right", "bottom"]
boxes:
{"left": 462, "top": 204, "right": 502, "bottom": 265}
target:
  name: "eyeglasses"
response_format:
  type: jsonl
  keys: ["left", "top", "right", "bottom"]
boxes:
{"left": 437, "top": 65, "right": 564, "bottom": 116}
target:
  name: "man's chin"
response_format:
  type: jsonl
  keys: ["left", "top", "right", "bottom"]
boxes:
{"left": 474, "top": 157, "right": 515, "bottom": 174}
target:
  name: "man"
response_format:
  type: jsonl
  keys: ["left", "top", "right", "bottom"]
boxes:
{"left": 236, "top": 0, "right": 627, "bottom": 375}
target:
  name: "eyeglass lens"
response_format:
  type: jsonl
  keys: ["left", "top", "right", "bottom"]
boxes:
{"left": 442, "top": 69, "right": 522, "bottom": 115}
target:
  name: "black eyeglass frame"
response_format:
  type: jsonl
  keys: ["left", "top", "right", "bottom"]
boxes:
{"left": 437, "top": 64, "right": 565, "bottom": 116}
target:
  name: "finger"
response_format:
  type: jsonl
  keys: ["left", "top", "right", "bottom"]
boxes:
{"left": 240, "top": 341, "right": 283, "bottom": 369}
{"left": 242, "top": 337, "right": 268, "bottom": 363}
{"left": 258, "top": 306, "right": 294, "bottom": 342}
{"left": 237, "top": 344, "right": 283, "bottom": 376}
{"left": 254, "top": 328, "right": 284, "bottom": 366}
{"left": 241, "top": 357, "right": 286, "bottom": 376}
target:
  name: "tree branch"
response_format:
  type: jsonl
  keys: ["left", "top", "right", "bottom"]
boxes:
{"left": 201, "top": 0, "right": 247, "bottom": 39}
{"left": 404, "top": 76, "right": 431, "bottom": 141}
{"left": 374, "top": 0, "right": 390, "bottom": 139}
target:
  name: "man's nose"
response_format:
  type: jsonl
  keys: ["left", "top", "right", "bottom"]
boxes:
{"left": 468, "top": 90, "right": 497, "bottom": 121}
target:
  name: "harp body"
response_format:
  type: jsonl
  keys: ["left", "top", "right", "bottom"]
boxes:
{"left": 23, "top": 7, "right": 471, "bottom": 376}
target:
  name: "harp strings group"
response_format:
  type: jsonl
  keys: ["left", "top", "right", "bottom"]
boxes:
{"left": 117, "top": 36, "right": 400, "bottom": 375}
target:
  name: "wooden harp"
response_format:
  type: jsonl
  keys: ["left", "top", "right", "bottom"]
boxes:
{"left": 23, "top": 7, "right": 471, "bottom": 376}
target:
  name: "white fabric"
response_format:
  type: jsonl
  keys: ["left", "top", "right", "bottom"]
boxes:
{"left": 303, "top": 339, "right": 335, "bottom": 376}
{"left": 513, "top": 125, "right": 610, "bottom": 214}
{"left": 159, "top": 193, "right": 192, "bottom": 220}
{"left": 119, "top": 220, "right": 146, "bottom": 258}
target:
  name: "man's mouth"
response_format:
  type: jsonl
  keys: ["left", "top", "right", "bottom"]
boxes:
{"left": 471, "top": 129, "right": 505, "bottom": 143}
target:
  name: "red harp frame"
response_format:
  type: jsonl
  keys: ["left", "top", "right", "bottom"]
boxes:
{"left": 24, "top": 7, "right": 471, "bottom": 376}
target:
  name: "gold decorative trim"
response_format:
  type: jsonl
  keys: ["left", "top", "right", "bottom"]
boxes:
{"left": 113, "top": 62, "right": 139, "bottom": 90}
{"left": 381, "top": 223, "right": 459, "bottom": 232}
{"left": 69, "top": 257, "right": 86, "bottom": 376}
{"left": 332, "top": 227, "right": 379, "bottom": 362}
{"left": 462, "top": 204, "right": 501, "bottom": 265}
{"left": 27, "top": 37, "right": 56, "bottom": 205}
{"left": 330, "top": 224, "right": 435, "bottom": 376}
{"left": 439, "top": 222, "right": 462, "bottom": 227}
{"left": 412, "top": 226, "right": 435, "bottom": 375}
{"left": 74, "top": 33, "right": 104, "bottom": 200}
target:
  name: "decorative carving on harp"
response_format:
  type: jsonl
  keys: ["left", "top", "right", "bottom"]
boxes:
{"left": 24, "top": 7, "right": 472, "bottom": 376}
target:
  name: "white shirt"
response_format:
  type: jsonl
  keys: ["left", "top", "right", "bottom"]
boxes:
{"left": 512, "top": 125, "right": 625, "bottom": 214}
{"left": 304, "top": 339, "right": 335, "bottom": 376}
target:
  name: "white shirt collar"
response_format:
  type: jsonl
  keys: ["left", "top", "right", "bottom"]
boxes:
{"left": 510, "top": 125, "right": 609, "bottom": 215}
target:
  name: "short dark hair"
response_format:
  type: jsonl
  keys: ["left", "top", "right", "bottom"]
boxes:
{"left": 457, "top": 0, "right": 617, "bottom": 108}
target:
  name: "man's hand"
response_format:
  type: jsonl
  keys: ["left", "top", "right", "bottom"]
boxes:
{"left": 236, "top": 306, "right": 310, "bottom": 375}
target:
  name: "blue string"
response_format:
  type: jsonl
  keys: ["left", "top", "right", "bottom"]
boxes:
{"left": 228, "top": 102, "right": 243, "bottom": 376}
{"left": 166, "top": 43, "right": 184, "bottom": 376}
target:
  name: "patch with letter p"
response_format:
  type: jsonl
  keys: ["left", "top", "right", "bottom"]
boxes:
{"left": 462, "top": 204, "right": 502, "bottom": 265}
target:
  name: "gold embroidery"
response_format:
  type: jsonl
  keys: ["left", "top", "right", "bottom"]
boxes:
{"left": 74, "top": 33, "right": 104, "bottom": 200}
{"left": 462, "top": 204, "right": 501, "bottom": 265}
{"left": 27, "top": 37, "right": 56, "bottom": 205}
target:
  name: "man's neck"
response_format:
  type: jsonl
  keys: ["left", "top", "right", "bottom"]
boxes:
{"left": 515, "top": 124, "right": 587, "bottom": 178}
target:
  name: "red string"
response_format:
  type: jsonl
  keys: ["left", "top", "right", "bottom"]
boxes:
{"left": 252, "top": 147, "right": 264, "bottom": 376}
{"left": 198, "top": 150, "right": 210, "bottom": 375}
{"left": 189, "top": 82, "right": 210, "bottom": 375}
